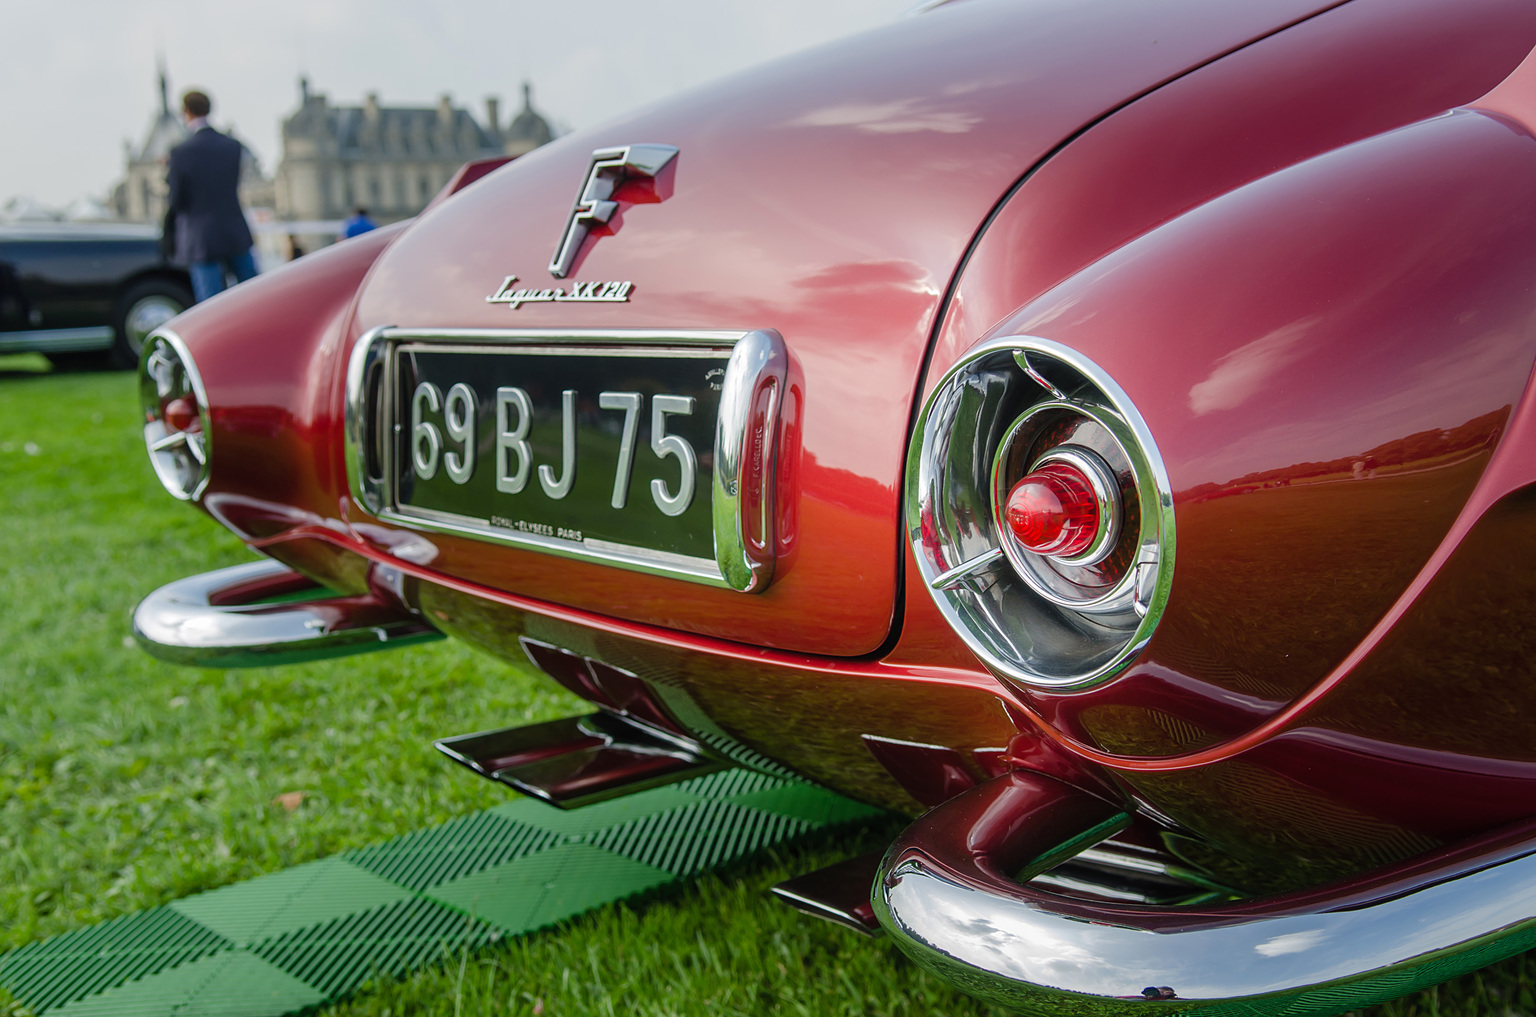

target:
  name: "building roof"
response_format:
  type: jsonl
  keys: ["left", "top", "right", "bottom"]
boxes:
{"left": 283, "top": 80, "right": 554, "bottom": 160}
{"left": 285, "top": 87, "right": 499, "bottom": 160}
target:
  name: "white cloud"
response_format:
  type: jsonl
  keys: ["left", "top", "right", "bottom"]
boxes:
{"left": 789, "top": 98, "right": 980, "bottom": 134}
{"left": 1188, "top": 317, "right": 1315, "bottom": 416}
{"left": 1253, "top": 929, "right": 1327, "bottom": 958}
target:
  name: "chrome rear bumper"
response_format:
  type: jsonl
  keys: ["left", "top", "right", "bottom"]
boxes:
{"left": 133, "top": 559, "right": 442, "bottom": 667}
{"left": 875, "top": 771, "right": 1536, "bottom": 1014}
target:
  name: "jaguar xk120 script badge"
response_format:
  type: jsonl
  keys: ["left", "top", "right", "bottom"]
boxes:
{"left": 485, "top": 275, "right": 633, "bottom": 310}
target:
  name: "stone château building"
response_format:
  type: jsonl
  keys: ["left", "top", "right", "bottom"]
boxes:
{"left": 274, "top": 80, "right": 554, "bottom": 226}
{"left": 109, "top": 69, "right": 553, "bottom": 253}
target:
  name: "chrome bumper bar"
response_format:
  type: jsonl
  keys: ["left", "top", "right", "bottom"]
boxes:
{"left": 874, "top": 771, "right": 1536, "bottom": 1014}
{"left": 133, "top": 559, "right": 442, "bottom": 667}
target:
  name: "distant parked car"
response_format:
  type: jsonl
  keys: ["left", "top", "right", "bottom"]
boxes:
{"left": 0, "top": 222, "right": 192, "bottom": 369}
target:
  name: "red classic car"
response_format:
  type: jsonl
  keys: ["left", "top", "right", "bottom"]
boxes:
{"left": 131, "top": 0, "right": 1536, "bottom": 1011}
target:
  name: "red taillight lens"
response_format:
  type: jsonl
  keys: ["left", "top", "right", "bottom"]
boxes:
{"left": 1004, "top": 462, "right": 1100, "bottom": 557}
{"left": 163, "top": 397, "right": 199, "bottom": 433}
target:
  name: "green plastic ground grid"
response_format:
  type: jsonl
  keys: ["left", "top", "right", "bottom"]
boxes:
{"left": 342, "top": 812, "right": 563, "bottom": 891}
{"left": 587, "top": 799, "right": 817, "bottom": 876}
{"left": 251, "top": 897, "right": 495, "bottom": 999}
{"left": 0, "top": 909, "right": 231, "bottom": 1014}
{"left": 0, "top": 770, "right": 885, "bottom": 1016}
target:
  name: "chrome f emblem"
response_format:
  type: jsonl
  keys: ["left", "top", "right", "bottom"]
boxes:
{"left": 549, "top": 144, "right": 678, "bottom": 278}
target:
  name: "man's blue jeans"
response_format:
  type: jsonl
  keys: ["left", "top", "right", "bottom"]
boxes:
{"left": 189, "top": 249, "right": 259, "bottom": 303}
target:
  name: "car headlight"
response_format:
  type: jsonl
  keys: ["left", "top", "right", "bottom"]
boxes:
{"left": 906, "top": 336, "right": 1174, "bottom": 690}
{"left": 139, "top": 330, "right": 211, "bottom": 502}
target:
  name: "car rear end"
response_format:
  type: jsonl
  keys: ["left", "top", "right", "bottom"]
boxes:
{"left": 133, "top": 0, "right": 1536, "bottom": 1012}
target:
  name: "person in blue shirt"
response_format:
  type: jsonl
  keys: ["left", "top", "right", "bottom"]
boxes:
{"left": 341, "top": 207, "right": 377, "bottom": 239}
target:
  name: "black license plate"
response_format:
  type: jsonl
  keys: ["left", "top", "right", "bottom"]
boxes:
{"left": 390, "top": 343, "right": 732, "bottom": 578}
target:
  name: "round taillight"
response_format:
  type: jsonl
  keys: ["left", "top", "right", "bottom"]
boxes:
{"left": 1005, "top": 462, "right": 1100, "bottom": 557}
{"left": 164, "top": 397, "right": 199, "bottom": 433}
{"left": 139, "top": 331, "right": 211, "bottom": 501}
{"left": 906, "top": 337, "right": 1174, "bottom": 690}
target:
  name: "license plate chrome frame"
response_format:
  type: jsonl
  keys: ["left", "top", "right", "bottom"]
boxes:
{"left": 345, "top": 326, "right": 788, "bottom": 593}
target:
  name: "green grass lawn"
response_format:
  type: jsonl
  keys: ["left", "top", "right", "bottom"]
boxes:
{"left": 0, "top": 356, "right": 1532, "bottom": 1017}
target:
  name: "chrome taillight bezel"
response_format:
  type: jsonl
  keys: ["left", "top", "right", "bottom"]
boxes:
{"left": 139, "top": 329, "right": 212, "bottom": 502}
{"left": 906, "top": 336, "right": 1175, "bottom": 691}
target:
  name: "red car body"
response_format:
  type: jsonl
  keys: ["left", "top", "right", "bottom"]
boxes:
{"left": 134, "top": 0, "right": 1536, "bottom": 1011}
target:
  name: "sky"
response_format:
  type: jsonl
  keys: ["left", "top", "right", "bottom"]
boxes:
{"left": 2, "top": 0, "right": 915, "bottom": 209}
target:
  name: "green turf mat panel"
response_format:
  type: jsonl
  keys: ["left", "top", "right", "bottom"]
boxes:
{"left": 1, "top": 770, "right": 885, "bottom": 1016}
{"left": 343, "top": 811, "right": 562, "bottom": 891}
{"left": 46, "top": 952, "right": 324, "bottom": 1017}
{"left": 587, "top": 800, "right": 816, "bottom": 876}
{"left": 252, "top": 897, "right": 495, "bottom": 999}
{"left": 487, "top": 786, "right": 707, "bottom": 837}
{"left": 427, "top": 843, "right": 674, "bottom": 933}
{"left": 169, "top": 857, "right": 415, "bottom": 947}
{"left": 0, "top": 908, "right": 230, "bottom": 1014}
{"left": 677, "top": 767, "right": 793, "bottom": 799}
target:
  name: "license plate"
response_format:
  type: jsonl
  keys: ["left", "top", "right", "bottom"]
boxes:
{"left": 391, "top": 340, "right": 730, "bottom": 577}
{"left": 346, "top": 327, "right": 787, "bottom": 591}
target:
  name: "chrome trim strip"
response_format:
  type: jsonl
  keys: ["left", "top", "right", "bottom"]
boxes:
{"left": 876, "top": 772, "right": 1536, "bottom": 1014}
{"left": 583, "top": 536, "right": 717, "bottom": 573}
{"left": 1073, "top": 845, "right": 1175, "bottom": 877}
{"left": 0, "top": 325, "right": 115, "bottom": 353}
{"left": 1014, "top": 349, "right": 1068, "bottom": 399}
{"left": 393, "top": 500, "right": 725, "bottom": 583}
{"left": 1028, "top": 872, "right": 1174, "bottom": 904}
{"left": 343, "top": 326, "right": 785, "bottom": 592}
{"left": 133, "top": 559, "right": 442, "bottom": 667}
{"left": 373, "top": 327, "right": 745, "bottom": 346}
{"left": 344, "top": 325, "right": 393, "bottom": 516}
{"left": 712, "top": 329, "right": 788, "bottom": 592}
{"left": 397, "top": 342, "right": 727, "bottom": 360}
{"left": 929, "top": 547, "right": 1005, "bottom": 591}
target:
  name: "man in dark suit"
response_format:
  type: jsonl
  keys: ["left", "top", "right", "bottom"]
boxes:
{"left": 163, "top": 90, "right": 258, "bottom": 303}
